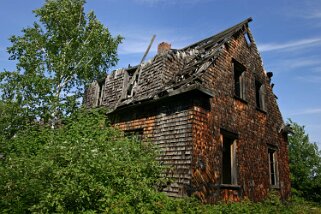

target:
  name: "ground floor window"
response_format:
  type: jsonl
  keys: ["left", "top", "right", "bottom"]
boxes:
{"left": 221, "top": 130, "right": 238, "bottom": 185}
{"left": 124, "top": 128, "right": 143, "bottom": 141}
{"left": 268, "top": 148, "right": 279, "bottom": 187}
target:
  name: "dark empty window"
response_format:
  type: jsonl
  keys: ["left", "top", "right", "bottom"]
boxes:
{"left": 233, "top": 60, "right": 246, "bottom": 100}
{"left": 221, "top": 131, "right": 237, "bottom": 185}
{"left": 268, "top": 148, "right": 278, "bottom": 186}
{"left": 255, "top": 81, "right": 266, "bottom": 111}
{"left": 124, "top": 128, "right": 143, "bottom": 141}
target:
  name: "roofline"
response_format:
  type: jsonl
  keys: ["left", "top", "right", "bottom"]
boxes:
{"left": 107, "top": 84, "right": 213, "bottom": 114}
{"left": 181, "top": 17, "right": 253, "bottom": 50}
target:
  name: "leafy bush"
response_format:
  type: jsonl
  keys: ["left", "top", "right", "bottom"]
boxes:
{"left": 1, "top": 109, "right": 321, "bottom": 213}
{"left": 0, "top": 108, "right": 170, "bottom": 213}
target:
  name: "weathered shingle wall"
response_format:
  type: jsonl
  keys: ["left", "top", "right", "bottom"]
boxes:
{"left": 84, "top": 19, "right": 291, "bottom": 203}
{"left": 190, "top": 27, "right": 291, "bottom": 202}
{"left": 109, "top": 96, "right": 196, "bottom": 197}
{"left": 100, "top": 69, "right": 126, "bottom": 109}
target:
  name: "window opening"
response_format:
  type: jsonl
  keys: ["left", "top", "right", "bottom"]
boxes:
{"left": 255, "top": 80, "right": 266, "bottom": 111}
{"left": 124, "top": 128, "right": 143, "bottom": 142}
{"left": 233, "top": 60, "right": 246, "bottom": 100}
{"left": 244, "top": 32, "right": 252, "bottom": 46}
{"left": 268, "top": 148, "right": 278, "bottom": 186}
{"left": 221, "top": 131, "right": 238, "bottom": 185}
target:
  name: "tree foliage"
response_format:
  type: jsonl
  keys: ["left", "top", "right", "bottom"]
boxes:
{"left": 0, "top": 108, "right": 170, "bottom": 213}
{"left": 0, "top": 0, "right": 122, "bottom": 129}
{"left": 287, "top": 119, "right": 321, "bottom": 202}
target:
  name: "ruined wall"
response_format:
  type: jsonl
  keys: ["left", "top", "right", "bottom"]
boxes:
{"left": 190, "top": 27, "right": 291, "bottom": 202}
{"left": 83, "top": 23, "right": 291, "bottom": 203}
{"left": 100, "top": 69, "right": 126, "bottom": 109}
{"left": 109, "top": 94, "right": 201, "bottom": 197}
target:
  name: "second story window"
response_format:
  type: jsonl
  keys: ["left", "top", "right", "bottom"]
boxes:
{"left": 233, "top": 60, "right": 246, "bottom": 100}
{"left": 255, "top": 80, "right": 266, "bottom": 112}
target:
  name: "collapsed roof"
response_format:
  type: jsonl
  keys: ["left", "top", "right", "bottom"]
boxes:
{"left": 85, "top": 17, "right": 253, "bottom": 111}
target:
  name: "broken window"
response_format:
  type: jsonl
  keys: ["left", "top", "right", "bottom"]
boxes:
{"left": 255, "top": 80, "right": 266, "bottom": 111}
{"left": 124, "top": 128, "right": 143, "bottom": 142}
{"left": 97, "top": 79, "right": 105, "bottom": 106}
{"left": 125, "top": 67, "right": 139, "bottom": 98}
{"left": 244, "top": 32, "right": 252, "bottom": 46}
{"left": 268, "top": 148, "right": 279, "bottom": 187}
{"left": 233, "top": 60, "right": 246, "bottom": 100}
{"left": 221, "top": 130, "right": 238, "bottom": 185}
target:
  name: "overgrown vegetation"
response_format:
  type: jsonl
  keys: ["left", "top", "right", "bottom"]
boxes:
{"left": 1, "top": 108, "right": 321, "bottom": 213}
{"left": 0, "top": 108, "right": 165, "bottom": 213}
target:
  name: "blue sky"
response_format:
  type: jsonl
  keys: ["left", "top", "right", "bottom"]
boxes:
{"left": 1, "top": 0, "right": 320, "bottom": 147}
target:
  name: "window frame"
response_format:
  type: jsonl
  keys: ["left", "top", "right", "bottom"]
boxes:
{"left": 220, "top": 129, "right": 238, "bottom": 185}
{"left": 255, "top": 80, "right": 267, "bottom": 112}
{"left": 232, "top": 60, "right": 247, "bottom": 102}
{"left": 244, "top": 32, "right": 252, "bottom": 47}
{"left": 268, "top": 147, "right": 279, "bottom": 188}
{"left": 124, "top": 128, "right": 144, "bottom": 142}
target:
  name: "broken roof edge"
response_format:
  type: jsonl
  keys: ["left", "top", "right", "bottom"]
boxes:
{"left": 181, "top": 17, "right": 253, "bottom": 51}
{"left": 108, "top": 84, "right": 213, "bottom": 114}
{"left": 106, "top": 17, "right": 252, "bottom": 77}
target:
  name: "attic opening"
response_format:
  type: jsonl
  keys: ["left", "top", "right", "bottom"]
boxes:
{"left": 97, "top": 78, "right": 105, "bottom": 106}
{"left": 244, "top": 32, "right": 252, "bottom": 46}
{"left": 126, "top": 67, "right": 139, "bottom": 98}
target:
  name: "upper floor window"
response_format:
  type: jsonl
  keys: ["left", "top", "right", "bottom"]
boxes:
{"left": 233, "top": 60, "right": 246, "bottom": 101}
{"left": 255, "top": 80, "right": 267, "bottom": 112}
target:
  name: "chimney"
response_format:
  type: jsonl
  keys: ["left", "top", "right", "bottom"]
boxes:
{"left": 158, "top": 42, "right": 171, "bottom": 54}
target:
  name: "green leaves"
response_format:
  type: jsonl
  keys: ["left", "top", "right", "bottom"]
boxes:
{"left": 288, "top": 119, "right": 321, "bottom": 202}
{"left": 0, "top": 108, "right": 166, "bottom": 213}
{"left": 0, "top": 0, "right": 122, "bottom": 131}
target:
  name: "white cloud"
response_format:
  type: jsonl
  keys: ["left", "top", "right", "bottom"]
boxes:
{"left": 290, "top": 108, "right": 321, "bottom": 116}
{"left": 257, "top": 37, "right": 321, "bottom": 52}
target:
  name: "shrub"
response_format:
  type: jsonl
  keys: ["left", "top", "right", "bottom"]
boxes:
{"left": 0, "top": 108, "right": 168, "bottom": 213}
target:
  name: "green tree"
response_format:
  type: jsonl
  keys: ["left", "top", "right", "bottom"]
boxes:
{"left": 0, "top": 108, "right": 168, "bottom": 213}
{"left": 287, "top": 119, "right": 321, "bottom": 202}
{"left": 0, "top": 101, "right": 25, "bottom": 140}
{"left": 0, "top": 0, "right": 122, "bottom": 129}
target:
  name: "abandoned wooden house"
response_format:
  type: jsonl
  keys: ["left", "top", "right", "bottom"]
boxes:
{"left": 84, "top": 17, "right": 291, "bottom": 202}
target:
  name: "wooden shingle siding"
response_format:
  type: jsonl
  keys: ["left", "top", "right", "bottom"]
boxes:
{"left": 85, "top": 18, "right": 291, "bottom": 203}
